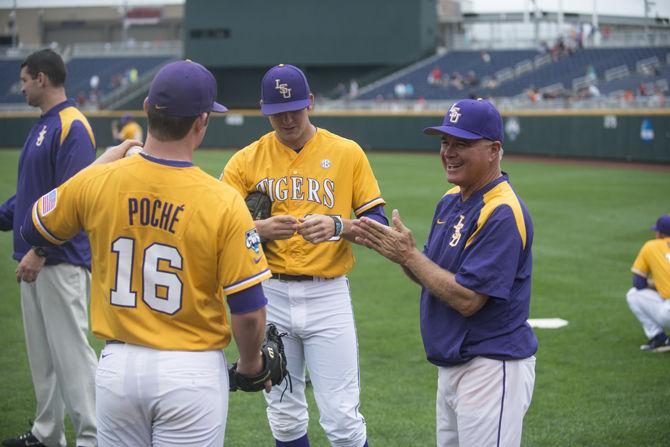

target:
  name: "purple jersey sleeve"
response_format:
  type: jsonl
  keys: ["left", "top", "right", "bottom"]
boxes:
{"left": 633, "top": 273, "right": 648, "bottom": 290}
{"left": 0, "top": 194, "right": 15, "bottom": 231}
{"left": 227, "top": 283, "right": 268, "bottom": 314}
{"left": 359, "top": 204, "right": 388, "bottom": 226}
{"left": 455, "top": 205, "right": 525, "bottom": 300}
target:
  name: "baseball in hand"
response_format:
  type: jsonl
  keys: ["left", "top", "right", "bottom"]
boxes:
{"left": 125, "top": 145, "right": 143, "bottom": 157}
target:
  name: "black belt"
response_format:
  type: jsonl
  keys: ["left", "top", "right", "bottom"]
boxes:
{"left": 105, "top": 339, "right": 125, "bottom": 345}
{"left": 271, "top": 273, "right": 322, "bottom": 282}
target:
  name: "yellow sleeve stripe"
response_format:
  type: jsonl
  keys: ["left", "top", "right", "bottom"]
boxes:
{"left": 444, "top": 186, "right": 460, "bottom": 196}
{"left": 59, "top": 107, "right": 96, "bottom": 147}
{"left": 354, "top": 197, "right": 385, "bottom": 216}
{"left": 31, "top": 203, "right": 66, "bottom": 245}
{"left": 224, "top": 268, "right": 272, "bottom": 295}
{"left": 465, "top": 182, "right": 528, "bottom": 249}
{"left": 631, "top": 268, "right": 648, "bottom": 277}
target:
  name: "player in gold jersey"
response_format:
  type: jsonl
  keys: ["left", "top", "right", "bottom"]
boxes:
{"left": 22, "top": 60, "right": 272, "bottom": 446}
{"left": 222, "top": 64, "right": 387, "bottom": 447}
{"left": 111, "top": 113, "right": 143, "bottom": 142}
{"left": 627, "top": 214, "right": 670, "bottom": 352}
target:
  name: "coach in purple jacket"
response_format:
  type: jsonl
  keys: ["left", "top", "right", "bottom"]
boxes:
{"left": 352, "top": 99, "right": 537, "bottom": 447}
{"left": 0, "top": 49, "right": 97, "bottom": 447}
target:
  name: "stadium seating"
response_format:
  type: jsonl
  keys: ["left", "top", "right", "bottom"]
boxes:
{"left": 0, "top": 56, "right": 172, "bottom": 106}
{"left": 356, "top": 47, "right": 670, "bottom": 101}
{"left": 0, "top": 59, "right": 24, "bottom": 104}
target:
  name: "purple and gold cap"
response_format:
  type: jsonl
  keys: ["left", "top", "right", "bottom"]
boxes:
{"left": 146, "top": 60, "right": 227, "bottom": 117}
{"left": 651, "top": 214, "right": 670, "bottom": 234}
{"left": 424, "top": 98, "right": 503, "bottom": 142}
{"left": 260, "top": 64, "right": 311, "bottom": 116}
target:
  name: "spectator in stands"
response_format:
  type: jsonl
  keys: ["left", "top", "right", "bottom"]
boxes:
{"left": 451, "top": 72, "right": 464, "bottom": 90}
{"left": 349, "top": 79, "right": 359, "bottom": 98}
{"left": 111, "top": 113, "right": 144, "bottom": 143}
{"left": 394, "top": 82, "right": 407, "bottom": 99}
{"left": 465, "top": 70, "right": 478, "bottom": 87}
{"left": 624, "top": 89, "right": 635, "bottom": 102}
{"left": 638, "top": 82, "right": 649, "bottom": 97}
{"left": 586, "top": 65, "right": 597, "bottom": 82}
{"left": 587, "top": 84, "right": 601, "bottom": 98}
{"left": 405, "top": 83, "right": 414, "bottom": 98}
{"left": 76, "top": 90, "right": 87, "bottom": 107}
{"left": 89, "top": 74, "right": 99, "bottom": 91}
{"left": 428, "top": 66, "right": 442, "bottom": 85}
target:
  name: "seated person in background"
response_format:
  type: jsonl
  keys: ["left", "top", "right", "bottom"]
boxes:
{"left": 111, "top": 113, "right": 143, "bottom": 142}
{"left": 626, "top": 214, "right": 670, "bottom": 352}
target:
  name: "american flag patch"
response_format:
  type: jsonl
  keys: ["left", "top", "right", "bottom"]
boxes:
{"left": 40, "top": 189, "right": 58, "bottom": 216}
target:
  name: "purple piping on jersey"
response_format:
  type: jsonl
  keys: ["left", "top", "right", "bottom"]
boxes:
{"left": 227, "top": 283, "right": 268, "bottom": 314}
{"left": 354, "top": 197, "right": 385, "bottom": 216}
{"left": 139, "top": 152, "right": 194, "bottom": 168}
{"left": 496, "top": 360, "right": 507, "bottom": 447}
{"left": 224, "top": 268, "right": 271, "bottom": 293}
{"left": 275, "top": 433, "right": 310, "bottom": 447}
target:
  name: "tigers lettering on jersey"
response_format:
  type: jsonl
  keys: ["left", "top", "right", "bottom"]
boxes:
{"left": 222, "top": 128, "right": 385, "bottom": 278}
{"left": 255, "top": 176, "right": 335, "bottom": 208}
{"left": 128, "top": 197, "right": 184, "bottom": 234}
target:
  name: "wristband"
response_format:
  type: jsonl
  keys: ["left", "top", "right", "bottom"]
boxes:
{"left": 32, "top": 246, "right": 47, "bottom": 258}
{"left": 331, "top": 216, "right": 343, "bottom": 237}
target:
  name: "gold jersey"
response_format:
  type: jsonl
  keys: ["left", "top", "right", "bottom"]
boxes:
{"left": 222, "top": 128, "right": 385, "bottom": 278}
{"left": 31, "top": 154, "right": 271, "bottom": 350}
{"left": 632, "top": 237, "right": 670, "bottom": 299}
{"left": 120, "top": 121, "right": 143, "bottom": 141}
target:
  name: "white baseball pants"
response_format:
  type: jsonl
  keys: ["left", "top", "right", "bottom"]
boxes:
{"left": 626, "top": 287, "right": 670, "bottom": 339}
{"left": 436, "top": 356, "right": 535, "bottom": 447}
{"left": 263, "top": 276, "right": 367, "bottom": 447}
{"left": 96, "top": 343, "right": 228, "bottom": 446}
{"left": 20, "top": 264, "right": 97, "bottom": 447}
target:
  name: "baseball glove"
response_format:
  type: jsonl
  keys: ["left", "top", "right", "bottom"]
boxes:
{"left": 245, "top": 191, "right": 272, "bottom": 221}
{"left": 229, "top": 324, "right": 288, "bottom": 392}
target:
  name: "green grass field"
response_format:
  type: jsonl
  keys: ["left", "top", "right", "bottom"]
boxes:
{"left": 0, "top": 149, "right": 668, "bottom": 446}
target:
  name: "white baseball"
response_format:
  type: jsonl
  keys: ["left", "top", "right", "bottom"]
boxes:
{"left": 125, "top": 145, "right": 143, "bottom": 157}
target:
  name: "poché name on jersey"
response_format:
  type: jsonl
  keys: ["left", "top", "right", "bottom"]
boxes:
{"left": 128, "top": 197, "right": 184, "bottom": 233}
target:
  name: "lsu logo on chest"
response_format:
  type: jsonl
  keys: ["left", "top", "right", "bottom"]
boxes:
{"left": 254, "top": 175, "right": 336, "bottom": 209}
{"left": 449, "top": 214, "right": 466, "bottom": 247}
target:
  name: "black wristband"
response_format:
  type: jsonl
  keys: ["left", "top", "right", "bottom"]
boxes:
{"left": 331, "top": 216, "right": 343, "bottom": 237}
{"left": 32, "top": 246, "right": 47, "bottom": 258}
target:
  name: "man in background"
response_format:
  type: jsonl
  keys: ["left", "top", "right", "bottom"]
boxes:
{"left": 111, "top": 113, "right": 143, "bottom": 143}
{"left": 626, "top": 214, "right": 670, "bottom": 352}
{"left": 0, "top": 48, "right": 98, "bottom": 447}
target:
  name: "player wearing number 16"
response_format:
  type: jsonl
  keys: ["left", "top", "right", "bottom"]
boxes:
{"left": 21, "top": 60, "right": 273, "bottom": 446}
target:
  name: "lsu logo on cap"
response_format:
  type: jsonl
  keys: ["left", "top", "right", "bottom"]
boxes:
{"left": 448, "top": 105, "right": 461, "bottom": 123}
{"left": 40, "top": 188, "right": 58, "bottom": 216}
{"left": 275, "top": 79, "right": 291, "bottom": 99}
{"left": 245, "top": 228, "right": 262, "bottom": 253}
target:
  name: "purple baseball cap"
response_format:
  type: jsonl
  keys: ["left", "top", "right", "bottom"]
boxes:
{"left": 146, "top": 60, "right": 227, "bottom": 117}
{"left": 260, "top": 64, "right": 311, "bottom": 116}
{"left": 651, "top": 214, "right": 670, "bottom": 234}
{"left": 424, "top": 98, "right": 503, "bottom": 142}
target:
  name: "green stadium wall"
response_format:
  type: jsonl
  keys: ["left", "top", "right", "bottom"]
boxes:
{"left": 0, "top": 110, "right": 668, "bottom": 163}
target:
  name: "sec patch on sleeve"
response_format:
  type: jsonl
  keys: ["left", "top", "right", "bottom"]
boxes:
{"left": 245, "top": 228, "right": 262, "bottom": 253}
